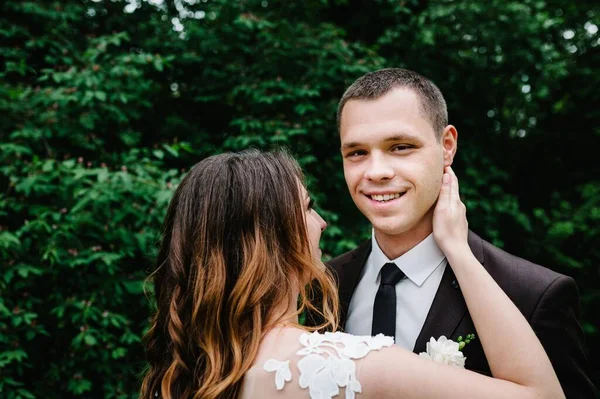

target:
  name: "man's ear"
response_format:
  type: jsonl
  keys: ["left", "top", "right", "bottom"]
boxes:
{"left": 441, "top": 125, "right": 458, "bottom": 167}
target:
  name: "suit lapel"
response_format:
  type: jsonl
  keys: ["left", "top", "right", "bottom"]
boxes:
{"left": 412, "top": 231, "right": 485, "bottom": 353}
{"left": 412, "top": 264, "right": 466, "bottom": 353}
{"left": 337, "top": 240, "right": 371, "bottom": 329}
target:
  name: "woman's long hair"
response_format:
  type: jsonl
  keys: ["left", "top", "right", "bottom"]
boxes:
{"left": 140, "top": 149, "right": 339, "bottom": 399}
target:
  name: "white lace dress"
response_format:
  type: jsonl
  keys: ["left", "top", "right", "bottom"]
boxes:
{"left": 238, "top": 329, "right": 394, "bottom": 399}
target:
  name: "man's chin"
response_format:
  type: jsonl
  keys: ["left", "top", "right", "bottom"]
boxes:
{"left": 371, "top": 221, "right": 412, "bottom": 237}
{"left": 372, "top": 216, "right": 435, "bottom": 243}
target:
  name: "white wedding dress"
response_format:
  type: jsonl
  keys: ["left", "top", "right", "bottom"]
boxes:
{"left": 238, "top": 327, "right": 394, "bottom": 399}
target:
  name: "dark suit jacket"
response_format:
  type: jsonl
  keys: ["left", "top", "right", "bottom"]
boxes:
{"left": 327, "top": 230, "right": 596, "bottom": 398}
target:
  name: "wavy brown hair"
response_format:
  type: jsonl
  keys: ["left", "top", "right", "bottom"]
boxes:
{"left": 140, "top": 149, "right": 339, "bottom": 399}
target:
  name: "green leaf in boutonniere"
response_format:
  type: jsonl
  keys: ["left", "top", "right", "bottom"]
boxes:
{"left": 457, "top": 333, "right": 476, "bottom": 350}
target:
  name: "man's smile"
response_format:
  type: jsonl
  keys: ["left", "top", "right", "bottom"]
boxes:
{"left": 363, "top": 191, "right": 407, "bottom": 205}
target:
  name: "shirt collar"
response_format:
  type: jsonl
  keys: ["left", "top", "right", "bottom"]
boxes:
{"left": 370, "top": 231, "right": 446, "bottom": 287}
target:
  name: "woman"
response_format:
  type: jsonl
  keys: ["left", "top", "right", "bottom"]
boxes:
{"left": 140, "top": 149, "right": 564, "bottom": 399}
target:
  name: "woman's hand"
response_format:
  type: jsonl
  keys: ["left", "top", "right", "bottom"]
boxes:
{"left": 432, "top": 166, "right": 469, "bottom": 259}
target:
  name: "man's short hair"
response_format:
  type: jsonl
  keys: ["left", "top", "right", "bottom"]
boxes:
{"left": 337, "top": 68, "right": 448, "bottom": 140}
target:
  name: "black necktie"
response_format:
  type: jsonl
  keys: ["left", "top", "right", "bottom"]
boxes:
{"left": 371, "top": 262, "right": 405, "bottom": 339}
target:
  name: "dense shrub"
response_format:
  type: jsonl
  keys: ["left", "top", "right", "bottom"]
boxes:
{"left": 1, "top": 0, "right": 598, "bottom": 397}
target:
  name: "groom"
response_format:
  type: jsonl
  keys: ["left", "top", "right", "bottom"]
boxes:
{"left": 329, "top": 68, "right": 595, "bottom": 398}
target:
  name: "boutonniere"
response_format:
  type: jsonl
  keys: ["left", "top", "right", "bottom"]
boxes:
{"left": 418, "top": 334, "right": 476, "bottom": 368}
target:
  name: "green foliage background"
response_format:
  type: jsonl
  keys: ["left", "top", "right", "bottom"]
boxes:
{"left": 1, "top": 0, "right": 598, "bottom": 397}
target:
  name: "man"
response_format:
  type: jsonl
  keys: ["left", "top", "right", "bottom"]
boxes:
{"left": 329, "top": 68, "right": 595, "bottom": 398}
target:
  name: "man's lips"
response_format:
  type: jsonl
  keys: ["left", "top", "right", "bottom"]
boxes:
{"left": 363, "top": 191, "right": 407, "bottom": 203}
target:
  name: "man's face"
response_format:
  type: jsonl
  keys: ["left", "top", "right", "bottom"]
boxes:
{"left": 340, "top": 88, "right": 454, "bottom": 239}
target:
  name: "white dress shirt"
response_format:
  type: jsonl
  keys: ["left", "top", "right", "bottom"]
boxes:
{"left": 345, "top": 232, "right": 447, "bottom": 350}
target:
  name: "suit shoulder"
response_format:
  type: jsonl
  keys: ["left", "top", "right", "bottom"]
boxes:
{"left": 473, "top": 233, "right": 573, "bottom": 300}
{"left": 470, "top": 232, "right": 577, "bottom": 320}
{"left": 327, "top": 248, "right": 359, "bottom": 270}
{"left": 481, "top": 237, "right": 564, "bottom": 279}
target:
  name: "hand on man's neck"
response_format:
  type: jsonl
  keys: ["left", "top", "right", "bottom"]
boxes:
{"left": 374, "top": 215, "right": 434, "bottom": 260}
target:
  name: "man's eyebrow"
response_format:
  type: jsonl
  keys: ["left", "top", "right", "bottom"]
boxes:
{"left": 341, "top": 132, "right": 420, "bottom": 151}
{"left": 341, "top": 141, "right": 362, "bottom": 151}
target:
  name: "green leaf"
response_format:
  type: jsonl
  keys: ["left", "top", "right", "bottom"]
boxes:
{"left": 83, "top": 334, "right": 97, "bottom": 346}
{"left": 153, "top": 59, "right": 163, "bottom": 72}
{"left": 67, "top": 378, "right": 92, "bottom": 395}
{"left": 111, "top": 347, "right": 127, "bottom": 359}
{"left": 0, "top": 349, "right": 28, "bottom": 366}
{"left": 162, "top": 144, "right": 178, "bottom": 158}
{"left": 16, "top": 389, "right": 36, "bottom": 399}
{"left": 0, "top": 232, "right": 20, "bottom": 249}
{"left": 122, "top": 280, "right": 144, "bottom": 295}
{"left": 16, "top": 265, "right": 43, "bottom": 278}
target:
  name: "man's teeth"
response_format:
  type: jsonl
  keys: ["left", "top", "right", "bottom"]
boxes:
{"left": 371, "top": 193, "right": 402, "bottom": 202}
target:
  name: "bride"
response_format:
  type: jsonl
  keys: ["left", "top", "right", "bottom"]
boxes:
{"left": 139, "top": 149, "right": 564, "bottom": 399}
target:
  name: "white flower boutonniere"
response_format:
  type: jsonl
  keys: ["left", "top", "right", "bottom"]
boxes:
{"left": 418, "top": 334, "right": 475, "bottom": 368}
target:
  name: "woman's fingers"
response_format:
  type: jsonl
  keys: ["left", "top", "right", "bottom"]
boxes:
{"left": 446, "top": 166, "right": 467, "bottom": 221}
{"left": 441, "top": 170, "right": 451, "bottom": 208}
{"left": 447, "top": 166, "right": 459, "bottom": 198}
{"left": 446, "top": 167, "right": 463, "bottom": 215}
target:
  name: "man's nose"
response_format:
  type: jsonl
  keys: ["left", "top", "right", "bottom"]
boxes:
{"left": 364, "top": 154, "right": 394, "bottom": 181}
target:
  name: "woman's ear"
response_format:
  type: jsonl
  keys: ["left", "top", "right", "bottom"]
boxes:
{"left": 441, "top": 125, "right": 458, "bottom": 167}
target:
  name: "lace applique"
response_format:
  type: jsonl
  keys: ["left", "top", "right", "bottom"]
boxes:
{"left": 263, "top": 331, "right": 394, "bottom": 399}
{"left": 264, "top": 359, "right": 292, "bottom": 390}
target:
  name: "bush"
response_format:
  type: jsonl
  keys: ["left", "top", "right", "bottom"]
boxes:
{"left": 1, "top": 0, "right": 598, "bottom": 397}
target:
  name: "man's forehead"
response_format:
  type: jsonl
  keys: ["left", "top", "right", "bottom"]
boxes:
{"left": 341, "top": 92, "right": 427, "bottom": 122}
{"left": 340, "top": 105, "right": 437, "bottom": 144}
{"left": 342, "top": 88, "right": 422, "bottom": 113}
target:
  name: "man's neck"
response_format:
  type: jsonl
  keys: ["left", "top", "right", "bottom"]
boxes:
{"left": 374, "top": 220, "right": 433, "bottom": 260}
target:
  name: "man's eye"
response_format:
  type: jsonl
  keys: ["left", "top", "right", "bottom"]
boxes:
{"left": 392, "top": 145, "right": 412, "bottom": 151}
{"left": 346, "top": 150, "right": 367, "bottom": 158}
